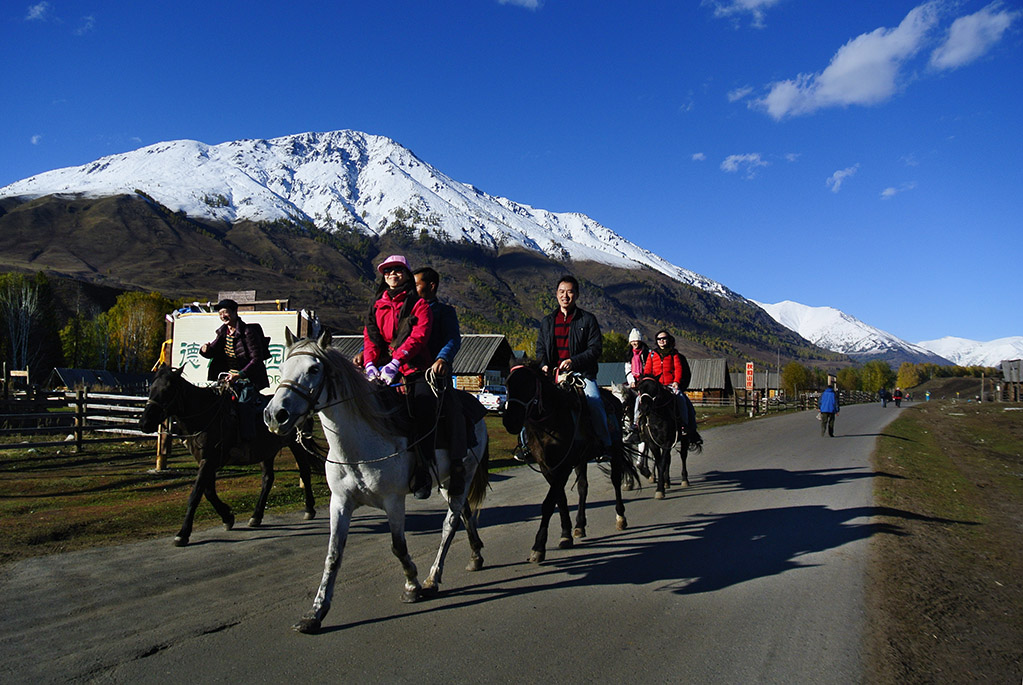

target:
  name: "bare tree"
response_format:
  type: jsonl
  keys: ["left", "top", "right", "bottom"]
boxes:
{"left": 0, "top": 278, "right": 40, "bottom": 372}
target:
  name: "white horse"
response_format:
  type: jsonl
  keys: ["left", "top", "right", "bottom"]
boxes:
{"left": 264, "top": 330, "right": 490, "bottom": 634}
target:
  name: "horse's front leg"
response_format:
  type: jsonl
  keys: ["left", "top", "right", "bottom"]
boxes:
{"left": 610, "top": 448, "right": 628, "bottom": 531}
{"left": 572, "top": 462, "right": 588, "bottom": 539}
{"left": 249, "top": 458, "right": 275, "bottom": 527}
{"left": 294, "top": 446, "right": 318, "bottom": 520}
{"left": 175, "top": 458, "right": 220, "bottom": 546}
{"left": 654, "top": 445, "right": 670, "bottom": 499}
{"left": 294, "top": 493, "right": 352, "bottom": 634}
{"left": 384, "top": 495, "right": 421, "bottom": 603}
{"left": 677, "top": 438, "right": 690, "bottom": 487}
{"left": 531, "top": 471, "right": 568, "bottom": 563}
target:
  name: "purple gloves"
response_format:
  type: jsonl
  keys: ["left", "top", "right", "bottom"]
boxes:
{"left": 364, "top": 363, "right": 379, "bottom": 380}
{"left": 379, "top": 359, "right": 402, "bottom": 385}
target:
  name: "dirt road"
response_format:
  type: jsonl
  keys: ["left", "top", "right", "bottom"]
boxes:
{"left": 0, "top": 403, "right": 901, "bottom": 683}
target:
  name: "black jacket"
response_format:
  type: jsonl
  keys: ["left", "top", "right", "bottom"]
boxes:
{"left": 536, "top": 306, "right": 602, "bottom": 380}
{"left": 199, "top": 319, "right": 270, "bottom": 390}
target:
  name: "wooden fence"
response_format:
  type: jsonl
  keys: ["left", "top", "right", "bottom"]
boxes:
{"left": 0, "top": 390, "right": 155, "bottom": 453}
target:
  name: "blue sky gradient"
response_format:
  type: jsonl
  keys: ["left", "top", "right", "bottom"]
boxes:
{"left": 2, "top": 0, "right": 1020, "bottom": 342}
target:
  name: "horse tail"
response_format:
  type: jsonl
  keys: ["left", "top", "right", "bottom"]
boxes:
{"left": 466, "top": 442, "right": 490, "bottom": 513}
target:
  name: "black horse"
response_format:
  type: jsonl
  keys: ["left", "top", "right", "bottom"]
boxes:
{"left": 502, "top": 365, "right": 638, "bottom": 563}
{"left": 634, "top": 376, "right": 694, "bottom": 498}
{"left": 139, "top": 365, "right": 321, "bottom": 546}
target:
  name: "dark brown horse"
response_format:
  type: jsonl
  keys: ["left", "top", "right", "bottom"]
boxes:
{"left": 635, "top": 376, "right": 694, "bottom": 498}
{"left": 502, "top": 365, "right": 638, "bottom": 563}
{"left": 139, "top": 365, "right": 321, "bottom": 546}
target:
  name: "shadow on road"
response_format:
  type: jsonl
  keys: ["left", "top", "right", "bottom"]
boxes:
{"left": 323, "top": 493, "right": 975, "bottom": 632}
{"left": 701, "top": 467, "right": 904, "bottom": 492}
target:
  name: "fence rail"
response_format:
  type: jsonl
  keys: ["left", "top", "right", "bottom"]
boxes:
{"left": 0, "top": 390, "right": 154, "bottom": 453}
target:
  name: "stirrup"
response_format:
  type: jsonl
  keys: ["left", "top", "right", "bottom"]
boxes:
{"left": 512, "top": 444, "right": 532, "bottom": 463}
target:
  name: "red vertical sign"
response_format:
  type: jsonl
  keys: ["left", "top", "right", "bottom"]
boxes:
{"left": 745, "top": 362, "right": 754, "bottom": 391}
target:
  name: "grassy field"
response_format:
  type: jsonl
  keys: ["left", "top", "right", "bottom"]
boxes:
{"left": 867, "top": 401, "right": 1023, "bottom": 682}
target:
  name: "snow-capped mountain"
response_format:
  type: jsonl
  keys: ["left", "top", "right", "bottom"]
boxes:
{"left": 0, "top": 130, "right": 736, "bottom": 300}
{"left": 915, "top": 336, "right": 1023, "bottom": 367}
{"left": 753, "top": 300, "right": 952, "bottom": 366}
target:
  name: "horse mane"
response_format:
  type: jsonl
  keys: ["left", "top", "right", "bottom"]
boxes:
{"left": 288, "top": 337, "right": 405, "bottom": 436}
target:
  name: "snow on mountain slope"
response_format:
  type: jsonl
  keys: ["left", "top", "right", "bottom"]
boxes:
{"left": 915, "top": 336, "right": 1023, "bottom": 367}
{"left": 753, "top": 300, "right": 951, "bottom": 364}
{"left": 0, "top": 130, "right": 736, "bottom": 299}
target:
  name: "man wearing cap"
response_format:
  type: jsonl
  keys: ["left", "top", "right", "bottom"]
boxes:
{"left": 200, "top": 298, "right": 269, "bottom": 404}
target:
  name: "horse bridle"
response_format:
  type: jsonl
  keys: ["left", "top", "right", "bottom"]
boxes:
{"left": 276, "top": 350, "right": 331, "bottom": 420}
{"left": 505, "top": 366, "right": 546, "bottom": 423}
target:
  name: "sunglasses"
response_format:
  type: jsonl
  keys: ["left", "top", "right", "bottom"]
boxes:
{"left": 656, "top": 336, "right": 668, "bottom": 341}
{"left": 381, "top": 267, "right": 404, "bottom": 275}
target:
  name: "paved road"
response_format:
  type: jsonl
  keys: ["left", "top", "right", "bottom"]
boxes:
{"left": 0, "top": 402, "right": 904, "bottom": 684}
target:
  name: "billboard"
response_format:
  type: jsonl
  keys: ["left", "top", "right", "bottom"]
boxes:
{"left": 171, "top": 311, "right": 306, "bottom": 392}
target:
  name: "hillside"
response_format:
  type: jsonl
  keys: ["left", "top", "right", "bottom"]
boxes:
{"left": 0, "top": 192, "right": 834, "bottom": 365}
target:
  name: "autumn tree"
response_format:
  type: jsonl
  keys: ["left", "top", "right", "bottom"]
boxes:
{"left": 781, "top": 361, "right": 811, "bottom": 396}
{"left": 601, "top": 330, "right": 629, "bottom": 363}
{"left": 836, "top": 367, "right": 861, "bottom": 391}
{"left": 896, "top": 362, "right": 924, "bottom": 389}
{"left": 105, "top": 291, "right": 175, "bottom": 373}
{"left": 860, "top": 360, "right": 896, "bottom": 393}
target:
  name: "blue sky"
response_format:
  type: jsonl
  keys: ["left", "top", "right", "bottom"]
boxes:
{"left": 3, "top": 0, "right": 1021, "bottom": 343}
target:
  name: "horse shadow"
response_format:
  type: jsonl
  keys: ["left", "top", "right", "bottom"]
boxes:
{"left": 700, "top": 467, "right": 904, "bottom": 493}
{"left": 328, "top": 488, "right": 974, "bottom": 632}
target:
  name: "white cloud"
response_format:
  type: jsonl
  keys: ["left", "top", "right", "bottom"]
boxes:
{"left": 721, "top": 153, "right": 769, "bottom": 179}
{"left": 881, "top": 181, "right": 918, "bottom": 199}
{"left": 826, "top": 164, "right": 860, "bottom": 193}
{"left": 757, "top": 2, "right": 942, "bottom": 119}
{"left": 497, "top": 0, "right": 542, "bottom": 8}
{"left": 25, "top": 1, "right": 50, "bottom": 21}
{"left": 74, "top": 15, "right": 95, "bottom": 35}
{"left": 727, "top": 85, "right": 753, "bottom": 102}
{"left": 784, "top": 153, "right": 801, "bottom": 163}
{"left": 692, "top": 152, "right": 707, "bottom": 161}
{"left": 31, "top": 134, "right": 42, "bottom": 145}
{"left": 930, "top": 2, "right": 1019, "bottom": 70}
{"left": 706, "top": 0, "right": 785, "bottom": 28}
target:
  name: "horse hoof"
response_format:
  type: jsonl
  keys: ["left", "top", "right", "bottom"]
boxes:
{"left": 401, "top": 588, "right": 420, "bottom": 604}
{"left": 173, "top": 536, "right": 189, "bottom": 547}
{"left": 558, "top": 537, "right": 573, "bottom": 549}
{"left": 529, "top": 550, "right": 545, "bottom": 564}
{"left": 654, "top": 491, "right": 665, "bottom": 500}
{"left": 573, "top": 527, "right": 586, "bottom": 539}
{"left": 680, "top": 480, "right": 690, "bottom": 487}
{"left": 248, "top": 517, "right": 262, "bottom": 528}
{"left": 420, "top": 583, "right": 439, "bottom": 598}
{"left": 466, "top": 557, "right": 484, "bottom": 572}
{"left": 647, "top": 476, "right": 656, "bottom": 484}
{"left": 616, "top": 516, "right": 628, "bottom": 531}
{"left": 293, "top": 617, "right": 321, "bottom": 634}
{"left": 223, "top": 514, "right": 235, "bottom": 531}
{"left": 303, "top": 510, "right": 316, "bottom": 521}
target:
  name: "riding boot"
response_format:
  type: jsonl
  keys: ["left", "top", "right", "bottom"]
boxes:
{"left": 447, "top": 460, "right": 465, "bottom": 498}
{"left": 410, "top": 445, "right": 433, "bottom": 499}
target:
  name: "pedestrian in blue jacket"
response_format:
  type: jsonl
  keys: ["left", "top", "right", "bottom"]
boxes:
{"left": 819, "top": 385, "right": 839, "bottom": 437}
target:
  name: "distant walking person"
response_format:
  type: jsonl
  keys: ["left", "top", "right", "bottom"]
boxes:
{"left": 819, "top": 384, "right": 839, "bottom": 437}
{"left": 892, "top": 387, "right": 903, "bottom": 408}
{"left": 879, "top": 388, "right": 888, "bottom": 408}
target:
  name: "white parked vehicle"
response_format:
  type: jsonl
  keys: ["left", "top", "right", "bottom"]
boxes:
{"left": 476, "top": 385, "right": 507, "bottom": 413}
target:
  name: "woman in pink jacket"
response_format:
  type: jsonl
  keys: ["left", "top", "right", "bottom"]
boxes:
{"left": 362, "top": 254, "right": 439, "bottom": 498}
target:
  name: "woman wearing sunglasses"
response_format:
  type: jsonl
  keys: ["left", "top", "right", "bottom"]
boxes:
{"left": 363, "top": 254, "right": 439, "bottom": 498}
{"left": 643, "top": 330, "right": 702, "bottom": 447}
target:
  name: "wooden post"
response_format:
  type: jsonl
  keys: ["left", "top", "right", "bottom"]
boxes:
{"left": 74, "top": 389, "right": 85, "bottom": 454}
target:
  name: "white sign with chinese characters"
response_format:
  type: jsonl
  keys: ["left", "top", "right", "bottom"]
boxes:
{"left": 171, "top": 311, "right": 304, "bottom": 392}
